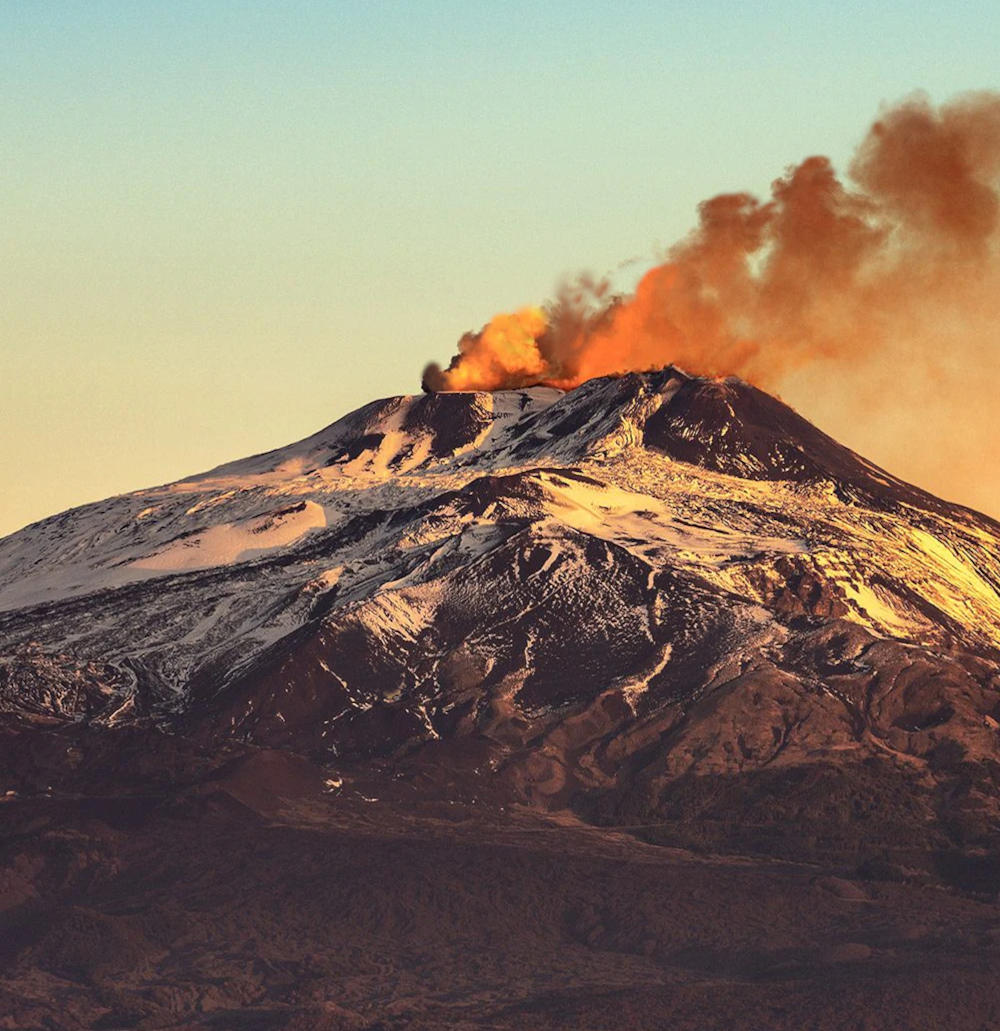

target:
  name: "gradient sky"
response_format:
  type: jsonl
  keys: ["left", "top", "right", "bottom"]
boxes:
{"left": 4, "top": 1, "right": 1000, "bottom": 536}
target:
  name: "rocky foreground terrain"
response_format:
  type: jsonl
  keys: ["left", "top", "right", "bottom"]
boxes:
{"left": 2, "top": 367, "right": 1000, "bottom": 1029}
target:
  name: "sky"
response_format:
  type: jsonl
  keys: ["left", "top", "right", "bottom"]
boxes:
{"left": 3, "top": 0, "right": 1000, "bottom": 536}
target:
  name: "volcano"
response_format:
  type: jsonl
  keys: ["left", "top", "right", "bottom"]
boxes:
{"left": 3, "top": 368, "right": 1000, "bottom": 1029}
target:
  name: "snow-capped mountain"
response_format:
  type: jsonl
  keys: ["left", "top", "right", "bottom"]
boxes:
{"left": 2, "top": 366, "right": 1000, "bottom": 825}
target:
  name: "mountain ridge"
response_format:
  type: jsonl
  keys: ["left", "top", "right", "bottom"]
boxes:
{"left": 2, "top": 366, "right": 991, "bottom": 611}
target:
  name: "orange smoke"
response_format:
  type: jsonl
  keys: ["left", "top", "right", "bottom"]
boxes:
{"left": 422, "top": 91, "right": 1000, "bottom": 401}
{"left": 423, "top": 307, "right": 548, "bottom": 392}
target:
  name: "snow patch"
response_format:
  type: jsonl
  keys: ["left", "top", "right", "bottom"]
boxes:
{"left": 132, "top": 501, "right": 327, "bottom": 572}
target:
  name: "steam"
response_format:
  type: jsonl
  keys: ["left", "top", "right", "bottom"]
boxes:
{"left": 421, "top": 91, "right": 1000, "bottom": 516}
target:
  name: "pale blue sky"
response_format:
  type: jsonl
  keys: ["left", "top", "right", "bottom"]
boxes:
{"left": 3, "top": 1, "right": 999, "bottom": 534}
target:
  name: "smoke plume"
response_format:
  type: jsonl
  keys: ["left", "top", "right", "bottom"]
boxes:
{"left": 421, "top": 91, "right": 1000, "bottom": 516}
{"left": 424, "top": 92, "right": 1000, "bottom": 394}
